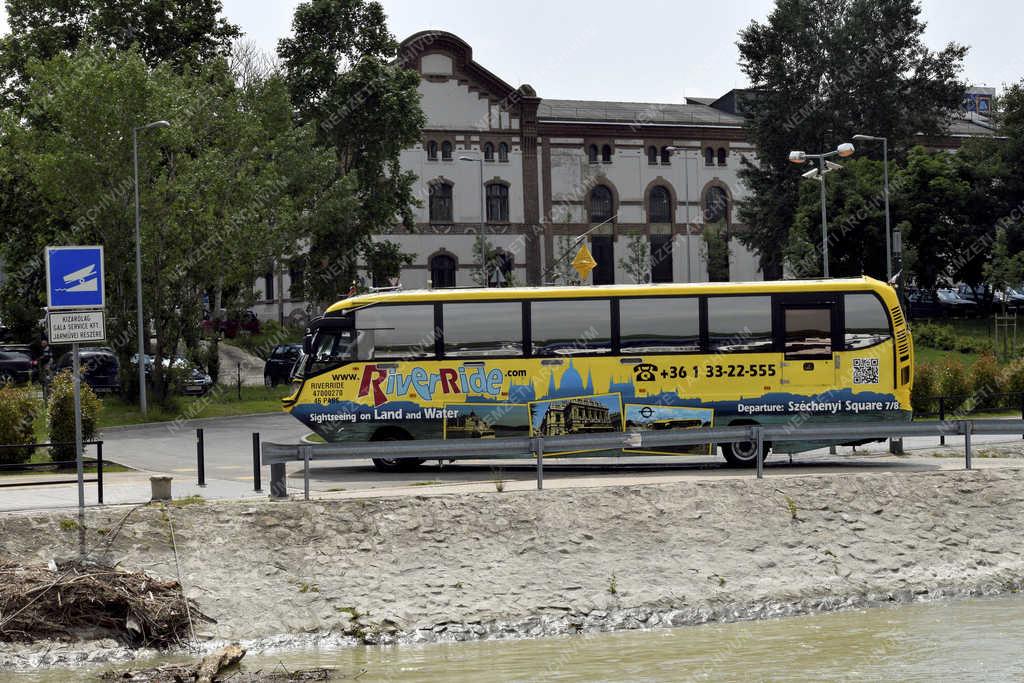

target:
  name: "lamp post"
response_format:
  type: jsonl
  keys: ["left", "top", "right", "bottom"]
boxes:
{"left": 132, "top": 119, "right": 170, "bottom": 416}
{"left": 665, "top": 146, "right": 697, "bottom": 282}
{"left": 787, "top": 142, "right": 856, "bottom": 278}
{"left": 852, "top": 134, "right": 892, "bottom": 281}
{"left": 458, "top": 154, "right": 487, "bottom": 286}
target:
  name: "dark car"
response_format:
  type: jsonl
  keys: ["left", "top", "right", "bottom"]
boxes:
{"left": 53, "top": 347, "right": 121, "bottom": 394}
{"left": 906, "top": 289, "right": 944, "bottom": 319}
{"left": 937, "top": 289, "right": 979, "bottom": 317}
{"left": 0, "top": 349, "right": 36, "bottom": 385}
{"left": 264, "top": 344, "right": 302, "bottom": 387}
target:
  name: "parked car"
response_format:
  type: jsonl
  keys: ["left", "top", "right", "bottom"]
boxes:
{"left": 906, "top": 289, "right": 944, "bottom": 319}
{"left": 167, "top": 357, "right": 214, "bottom": 396}
{"left": 996, "top": 288, "right": 1024, "bottom": 311}
{"left": 53, "top": 347, "right": 121, "bottom": 394}
{"left": 0, "top": 349, "right": 36, "bottom": 385}
{"left": 937, "top": 289, "right": 980, "bottom": 317}
{"left": 264, "top": 343, "right": 302, "bottom": 387}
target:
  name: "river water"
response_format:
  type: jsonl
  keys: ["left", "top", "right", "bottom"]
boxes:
{"left": 10, "top": 595, "right": 1024, "bottom": 682}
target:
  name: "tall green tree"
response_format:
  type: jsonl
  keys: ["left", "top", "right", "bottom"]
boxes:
{"left": 278, "top": 0, "right": 426, "bottom": 307}
{"left": 0, "top": 0, "right": 240, "bottom": 106}
{"left": 0, "top": 48, "right": 334, "bottom": 401}
{"left": 735, "top": 0, "right": 967, "bottom": 278}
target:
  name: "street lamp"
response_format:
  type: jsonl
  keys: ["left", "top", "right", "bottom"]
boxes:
{"left": 665, "top": 146, "right": 697, "bottom": 282}
{"left": 458, "top": 154, "right": 487, "bottom": 286}
{"left": 787, "top": 142, "right": 855, "bottom": 278}
{"left": 852, "top": 134, "right": 892, "bottom": 281}
{"left": 132, "top": 119, "right": 170, "bottom": 416}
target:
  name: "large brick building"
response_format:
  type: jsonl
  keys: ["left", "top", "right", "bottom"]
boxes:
{"left": 249, "top": 31, "right": 997, "bottom": 323}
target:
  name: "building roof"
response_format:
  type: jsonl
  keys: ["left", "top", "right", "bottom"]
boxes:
{"left": 537, "top": 98, "right": 745, "bottom": 127}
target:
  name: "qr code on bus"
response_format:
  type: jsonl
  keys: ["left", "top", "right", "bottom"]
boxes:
{"left": 852, "top": 358, "right": 879, "bottom": 385}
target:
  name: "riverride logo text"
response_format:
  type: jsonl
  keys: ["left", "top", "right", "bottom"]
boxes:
{"left": 357, "top": 364, "right": 504, "bottom": 406}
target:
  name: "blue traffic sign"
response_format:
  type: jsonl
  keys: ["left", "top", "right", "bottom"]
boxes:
{"left": 45, "top": 246, "right": 105, "bottom": 309}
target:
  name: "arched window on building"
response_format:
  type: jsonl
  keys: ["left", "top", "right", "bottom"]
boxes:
{"left": 429, "top": 181, "right": 453, "bottom": 222}
{"left": 590, "top": 185, "right": 614, "bottom": 223}
{"left": 601, "top": 144, "right": 612, "bottom": 163}
{"left": 498, "top": 142, "right": 509, "bottom": 162}
{"left": 704, "top": 146, "right": 714, "bottom": 166}
{"left": 483, "top": 142, "right": 495, "bottom": 162}
{"left": 427, "top": 141, "right": 438, "bottom": 161}
{"left": 486, "top": 183, "right": 509, "bottom": 222}
{"left": 660, "top": 146, "right": 671, "bottom": 164}
{"left": 430, "top": 253, "right": 457, "bottom": 288}
{"left": 588, "top": 144, "right": 599, "bottom": 164}
{"left": 648, "top": 186, "right": 672, "bottom": 223}
{"left": 717, "top": 147, "right": 727, "bottom": 166}
{"left": 441, "top": 141, "right": 453, "bottom": 161}
{"left": 647, "top": 146, "right": 658, "bottom": 165}
{"left": 705, "top": 186, "right": 729, "bottom": 223}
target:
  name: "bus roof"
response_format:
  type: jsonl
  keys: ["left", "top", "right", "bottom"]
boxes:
{"left": 326, "top": 277, "right": 894, "bottom": 313}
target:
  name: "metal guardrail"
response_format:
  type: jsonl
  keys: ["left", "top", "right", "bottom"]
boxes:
{"left": 0, "top": 441, "right": 105, "bottom": 503}
{"left": 262, "top": 420, "right": 1024, "bottom": 498}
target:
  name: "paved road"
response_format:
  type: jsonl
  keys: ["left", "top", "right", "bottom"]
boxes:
{"left": 95, "top": 412, "right": 1024, "bottom": 494}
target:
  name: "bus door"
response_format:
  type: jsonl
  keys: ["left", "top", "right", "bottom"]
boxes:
{"left": 778, "top": 298, "right": 839, "bottom": 390}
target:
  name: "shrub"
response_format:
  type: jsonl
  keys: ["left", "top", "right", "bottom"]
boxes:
{"left": 970, "top": 355, "right": 1005, "bottom": 410}
{"left": 911, "top": 362, "right": 937, "bottom": 414}
{"left": 937, "top": 357, "right": 972, "bottom": 411}
{"left": 0, "top": 385, "right": 39, "bottom": 465}
{"left": 1005, "top": 359, "right": 1024, "bottom": 400}
{"left": 48, "top": 370, "right": 101, "bottom": 459}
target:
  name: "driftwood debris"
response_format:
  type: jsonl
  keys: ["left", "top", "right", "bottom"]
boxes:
{"left": 102, "top": 645, "right": 336, "bottom": 682}
{"left": 0, "top": 559, "right": 212, "bottom": 648}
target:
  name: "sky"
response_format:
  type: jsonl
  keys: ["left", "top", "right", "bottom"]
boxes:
{"left": 2, "top": 0, "right": 1021, "bottom": 102}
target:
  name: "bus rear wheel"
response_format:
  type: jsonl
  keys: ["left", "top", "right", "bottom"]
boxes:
{"left": 371, "top": 429, "right": 424, "bottom": 472}
{"left": 721, "top": 432, "right": 769, "bottom": 468}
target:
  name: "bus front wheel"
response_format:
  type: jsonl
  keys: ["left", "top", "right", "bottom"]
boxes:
{"left": 371, "top": 429, "right": 425, "bottom": 472}
{"left": 721, "top": 428, "right": 769, "bottom": 468}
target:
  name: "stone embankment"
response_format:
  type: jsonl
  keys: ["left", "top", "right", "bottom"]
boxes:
{"left": 2, "top": 468, "right": 1024, "bottom": 668}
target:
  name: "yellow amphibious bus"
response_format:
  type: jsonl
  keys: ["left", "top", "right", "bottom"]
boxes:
{"left": 284, "top": 277, "right": 913, "bottom": 470}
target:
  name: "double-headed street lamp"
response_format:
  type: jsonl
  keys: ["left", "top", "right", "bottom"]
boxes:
{"left": 458, "top": 154, "right": 488, "bottom": 286}
{"left": 852, "top": 134, "right": 893, "bottom": 281}
{"left": 133, "top": 119, "right": 171, "bottom": 416}
{"left": 788, "top": 142, "right": 856, "bottom": 278}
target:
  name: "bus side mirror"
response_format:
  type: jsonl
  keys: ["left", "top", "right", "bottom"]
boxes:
{"left": 302, "top": 334, "right": 312, "bottom": 355}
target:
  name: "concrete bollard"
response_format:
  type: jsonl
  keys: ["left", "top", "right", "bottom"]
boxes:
{"left": 150, "top": 476, "right": 172, "bottom": 501}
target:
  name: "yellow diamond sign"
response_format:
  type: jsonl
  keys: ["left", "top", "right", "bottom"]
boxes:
{"left": 571, "top": 243, "right": 597, "bottom": 280}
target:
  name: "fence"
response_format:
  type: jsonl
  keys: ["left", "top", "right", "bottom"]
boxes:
{"left": 262, "top": 419, "right": 1024, "bottom": 499}
{"left": 0, "top": 441, "right": 105, "bottom": 504}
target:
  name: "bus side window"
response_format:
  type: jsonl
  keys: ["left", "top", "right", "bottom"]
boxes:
{"left": 531, "top": 300, "right": 612, "bottom": 356}
{"left": 707, "top": 296, "right": 773, "bottom": 352}
{"left": 356, "top": 304, "right": 436, "bottom": 360}
{"left": 844, "top": 294, "right": 891, "bottom": 349}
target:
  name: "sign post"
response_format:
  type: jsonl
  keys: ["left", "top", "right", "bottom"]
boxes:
{"left": 45, "top": 246, "right": 106, "bottom": 512}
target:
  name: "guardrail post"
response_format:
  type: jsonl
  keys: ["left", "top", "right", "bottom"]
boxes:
{"left": 302, "top": 445, "right": 311, "bottom": 501}
{"left": 96, "top": 441, "right": 103, "bottom": 505}
{"left": 939, "top": 397, "right": 946, "bottom": 446}
{"left": 236, "top": 363, "right": 242, "bottom": 400}
{"left": 196, "top": 428, "right": 206, "bottom": 487}
{"left": 269, "top": 461, "right": 288, "bottom": 500}
{"left": 252, "top": 432, "right": 262, "bottom": 492}
{"left": 755, "top": 426, "right": 764, "bottom": 480}
{"left": 964, "top": 421, "right": 973, "bottom": 470}
{"left": 532, "top": 437, "right": 544, "bottom": 490}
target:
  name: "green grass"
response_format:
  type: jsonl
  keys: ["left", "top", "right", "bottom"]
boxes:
{"left": 97, "top": 384, "right": 293, "bottom": 429}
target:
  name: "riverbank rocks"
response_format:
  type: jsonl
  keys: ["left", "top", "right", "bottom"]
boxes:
{"left": 3, "top": 467, "right": 1024, "bottom": 668}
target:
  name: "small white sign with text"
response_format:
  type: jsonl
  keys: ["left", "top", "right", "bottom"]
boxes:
{"left": 48, "top": 309, "right": 106, "bottom": 344}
